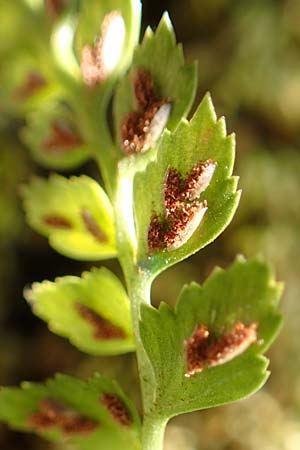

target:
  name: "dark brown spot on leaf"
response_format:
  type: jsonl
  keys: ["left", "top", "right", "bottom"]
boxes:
{"left": 147, "top": 214, "right": 170, "bottom": 252}
{"left": 121, "top": 69, "right": 171, "bottom": 154}
{"left": 185, "top": 322, "right": 257, "bottom": 377}
{"left": 28, "top": 398, "right": 98, "bottom": 435}
{"left": 148, "top": 202, "right": 207, "bottom": 252}
{"left": 42, "top": 120, "right": 83, "bottom": 154}
{"left": 15, "top": 72, "right": 46, "bottom": 100}
{"left": 81, "top": 208, "right": 107, "bottom": 243}
{"left": 76, "top": 303, "right": 126, "bottom": 340}
{"left": 133, "top": 68, "right": 158, "bottom": 111}
{"left": 101, "top": 394, "right": 132, "bottom": 426}
{"left": 45, "top": 0, "right": 66, "bottom": 19}
{"left": 43, "top": 215, "right": 72, "bottom": 229}
{"left": 164, "top": 168, "right": 184, "bottom": 215}
{"left": 148, "top": 160, "right": 216, "bottom": 252}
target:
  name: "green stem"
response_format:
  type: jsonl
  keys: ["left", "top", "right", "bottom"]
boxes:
{"left": 127, "top": 270, "right": 155, "bottom": 413}
{"left": 90, "top": 120, "right": 117, "bottom": 198}
{"left": 127, "top": 269, "right": 168, "bottom": 450}
{"left": 142, "top": 415, "right": 168, "bottom": 450}
{"left": 114, "top": 160, "right": 167, "bottom": 449}
{"left": 71, "top": 85, "right": 118, "bottom": 197}
{"left": 45, "top": 54, "right": 118, "bottom": 197}
{"left": 114, "top": 160, "right": 154, "bottom": 408}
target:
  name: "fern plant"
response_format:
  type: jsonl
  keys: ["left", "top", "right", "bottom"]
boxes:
{"left": 0, "top": 1, "right": 283, "bottom": 449}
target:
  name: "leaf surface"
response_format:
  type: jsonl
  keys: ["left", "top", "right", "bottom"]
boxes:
{"left": 22, "top": 103, "right": 91, "bottom": 170}
{"left": 113, "top": 13, "right": 197, "bottom": 152}
{"left": 134, "top": 93, "right": 240, "bottom": 276}
{"left": 25, "top": 267, "right": 134, "bottom": 355}
{"left": 22, "top": 175, "right": 117, "bottom": 260}
{"left": 140, "top": 258, "right": 283, "bottom": 419}
{"left": 0, "top": 373, "right": 141, "bottom": 450}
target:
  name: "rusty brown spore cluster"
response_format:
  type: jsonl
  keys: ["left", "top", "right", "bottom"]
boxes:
{"left": 45, "top": 0, "right": 66, "bottom": 19}
{"left": 43, "top": 215, "right": 72, "bottom": 229}
{"left": 28, "top": 398, "right": 98, "bottom": 435}
{"left": 81, "top": 208, "right": 108, "bottom": 243}
{"left": 15, "top": 72, "right": 46, "bottom": 101}
{"left": 148, "top": 160, "right": 217, "bottom": 252}
{"left": 42, "top": 207, "right": 107, "bottom": 243}
{"left": 101, "top": 393, "right": 132, "bottom": 426}
{"left": 80, "top": 11, "right": 121, "bottom": 88}
{"left": 185, "top": 322, "right": 258, "bottom": 377}
{"left": 75, "top": 303, "right": 126, "bottom": 340}
{"left": 121, "top": 69, "right": 171, "bottom": 154}
{"left": 42, "top": 120, "right": 83, "bottom": 154}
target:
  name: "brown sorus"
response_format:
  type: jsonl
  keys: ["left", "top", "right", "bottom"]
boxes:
{"left": 101, "top": 393, "right": 132, "bottom": 426}
{"left": 42, "top": 121, "right": 83, "bottom": 153}
{"left": 43, "top": 215, "right": 72, "bottom": 229}
{"left": 148, "top": 160, "right": 216, "bottom": 252}
{"left": 164, "top": 168, "right": 183, "bottom": 215}
{"left": 28, "top": 398, "right": 97, "bottom": 435}
{"left": 15, "top": 72, "right": 46, "bottom": 100}
{"left": 45, "top": 0, "right": 66, "bottom": 19}
{"left": 121, "top": 68, "right": 171, "bottom": 154}
{"left": 81, "top": 208, "right": 108, "bottom": 243}
{"left": 133, "top": 69, "right": 157, "bottom": 111}
{"left": 76, "top": 303, "right": 126, "bottom": 340}
{"left": 185, "top": 322, "right": 257, "bottom": 377}
{"left": 183, "top": 160, "right": 217, "bottom": 201}
{"left": 148, "top": 201, "right": 207, "bottom": 252}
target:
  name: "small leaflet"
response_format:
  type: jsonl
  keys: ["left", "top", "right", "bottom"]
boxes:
{"left": 139, "top": 258, "right": 282, "bottom": 417}
{"left": 0, "top": 373, "right": 141, "bottom": 449}
{"left": 22, "top": 175, "right": 117, "bottom": 260}
{"left": 24, "top": 267, "right": 134, "bottom": 355}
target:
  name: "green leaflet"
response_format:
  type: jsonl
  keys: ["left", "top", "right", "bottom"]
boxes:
{"left": 0, "top": 52, "right": 60, "bottom": 116}
{"left": 22, "top": 102, "right": 91, "bottom": 170}
{"left": 140, "top": 258, "right": 283, "bottom": 419}
{"left": 0, "top": 373, "right": 141, "bottom": 450}
{"left": 113, "top": 12, "right": 197, "bottom": 152}
{"left": 75, "top": 0, "right": 141, "bottom": 86}
{"left": 134, "top": 93, "right": 240, "bottom": 277}
{"left": 24, "top": 267, "right": 134, "bottom": 355}
{"left": 22, "top": 175, "right": 117, "bottom": 260}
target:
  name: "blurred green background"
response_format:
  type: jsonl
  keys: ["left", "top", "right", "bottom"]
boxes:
{"left": 0, "top": 0, "right": 299, "bottom": 449}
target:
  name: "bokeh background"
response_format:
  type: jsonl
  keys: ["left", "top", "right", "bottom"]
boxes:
{"left": 0, "top": 0, "right": 299, "bottom": 449}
